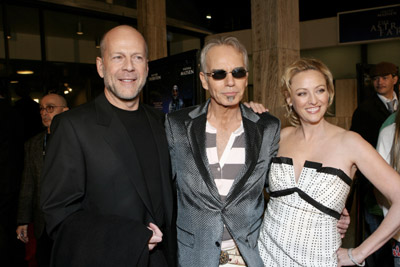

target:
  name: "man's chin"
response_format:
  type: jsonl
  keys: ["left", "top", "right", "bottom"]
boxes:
{"left": 107, "top": 88, "right": 142, "bottom": 102}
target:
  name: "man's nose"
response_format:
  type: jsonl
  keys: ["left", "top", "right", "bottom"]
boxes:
{"left": 123, "top": 59, "right": 135, "bottom": 71}
{"left": 225, "top": 72, "right": 235, "bottom": 86}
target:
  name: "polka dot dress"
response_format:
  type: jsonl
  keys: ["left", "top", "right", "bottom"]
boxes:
{"left": 258, "top": 157, "right": 352, "bottom": 266}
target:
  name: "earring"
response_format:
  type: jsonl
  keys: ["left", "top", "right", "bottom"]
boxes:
{"left": 289, "top": 104, "right": 293, "bottom": 112}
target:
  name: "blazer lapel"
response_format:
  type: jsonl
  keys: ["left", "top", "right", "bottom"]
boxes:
{"left": 186, "top": 101, "right": 222, "bottom": 203}
{"left": 142, "top": 105, "right": 174, "bottom": 223}
{"left": 374, "top": 94, "right": 391, "bottom": 117}
{"left": 95, "top": 94, "right": 155, "bottom": 220}
{"left": 225, "top": 104, "right": 263, "bottom": 204}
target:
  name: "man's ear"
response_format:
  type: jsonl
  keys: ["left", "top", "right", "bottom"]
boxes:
{"left": 199, "top": 72, "right": 209, "bottom": 91}
{"left": 96, "top": 57, "right": 104, "bottom": 78}
{"left": 394, "top": 75, "right": 399, "bottom": 85}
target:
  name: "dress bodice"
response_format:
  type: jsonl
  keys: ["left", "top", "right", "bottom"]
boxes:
{"left": 258, "top": 156, "right": 352, "bottom": 267}
{"left": 268, "top": 156, "right": 352, "bottom": 219}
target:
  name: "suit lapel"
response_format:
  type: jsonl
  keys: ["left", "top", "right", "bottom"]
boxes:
{"left": 186, "top": 101, "right": 222, "bottom": 203}
{"left": 95, "top": 94, "right": 155, "bottom": 220}
{"left": 142, "top": 105, "right": 173, "bottom": 223}
{"left": 374, "top": 94, "right": 391, "bottom": 118}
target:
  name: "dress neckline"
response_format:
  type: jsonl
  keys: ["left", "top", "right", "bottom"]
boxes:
{"left": 272, "top": 156, "right": 352, "bottom": 186}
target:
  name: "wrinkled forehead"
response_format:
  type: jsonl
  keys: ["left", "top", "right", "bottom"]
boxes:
{"left": 205, "top": 45, "right": 245, "bottom": 70}
{"left": 41, "top": 95, "right": 64, "bottom": 106}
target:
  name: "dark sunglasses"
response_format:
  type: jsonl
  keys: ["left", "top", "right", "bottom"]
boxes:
{"left": 205, "top": 67, "right": 248, "bottom": 80}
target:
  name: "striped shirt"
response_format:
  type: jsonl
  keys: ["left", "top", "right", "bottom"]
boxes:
{"left": 205, "top": 121, "right": 246, "bottom": 249}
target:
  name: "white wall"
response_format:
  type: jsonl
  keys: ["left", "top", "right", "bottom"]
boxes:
{"left": 300, "top": 45, "right": 362, "bottom": 79}
{"left": 170, "top": 37, "right": 201, "bottom": 55}
{"left": 299, "top": 16, "right": 400, "bottom": 78}
{"left": 2, "top": 17, "right": 400, "bottom": 77}
{"left": 204, "top": 17, "right": 400, "bottom": 80}
{"left": 300, "top": 18, "right": 338, "bottom": 49}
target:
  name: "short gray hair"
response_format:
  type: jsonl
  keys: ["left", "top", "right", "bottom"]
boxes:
{"left": 200, "top": 36, "right": 248, "bottom": 74}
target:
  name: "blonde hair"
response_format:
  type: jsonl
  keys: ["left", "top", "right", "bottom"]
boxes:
{"left": 281, "top": 58, "right": 335, "bottom": 126}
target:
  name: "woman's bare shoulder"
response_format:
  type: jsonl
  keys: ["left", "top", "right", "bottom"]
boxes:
{"left": 280, "top": 126, "right": 296, "bottom": 138}
{"left": 337, "top": 127, "right": 369, "bottom": 150}
{"left": 280, "top": 126, "right": 298, "bottom": 144}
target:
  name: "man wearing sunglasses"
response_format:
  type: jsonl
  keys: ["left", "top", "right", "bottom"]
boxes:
{"left": 165, "top": 36, "right": 281, "bottom": 267}
{"left": 16, "top": 93, "right": 68, "bottom": 266}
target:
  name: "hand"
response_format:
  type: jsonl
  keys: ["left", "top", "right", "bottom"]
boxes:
{"left": 16, "top": 225, "right": 29, "bottom": 243}
{"left": 337, "top": 247, "right": 364, "bottom": 267}
{"left": 243, "top": 101, "right": 269, "bottom": 114}
{"left": 337, "top": 208, "right": 350, "bottom": 238}
{"left": 147, "top": 223, "right": 163, "bottom": 251}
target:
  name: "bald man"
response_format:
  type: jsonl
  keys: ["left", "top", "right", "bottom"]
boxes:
{"left": 16, "top": 94, "right": 68, "bottom": 266}
{"left": 41, "top": 26, "right": 175, "bottom": 266}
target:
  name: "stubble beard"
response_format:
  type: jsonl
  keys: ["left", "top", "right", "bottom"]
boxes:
{"left": 104, "top": 75, "right": 145, "bottom": 102}
{"left": 227, "top": 96, "right": 235, "bottom": 102}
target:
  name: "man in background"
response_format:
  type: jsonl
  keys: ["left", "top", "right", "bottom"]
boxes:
{"left": 351, "top": 62, "right": 398, "bottom": 147}
{"left": 351, "top": 61, "right": 399, "bottom": 267}
{"left": 16, "top": 93, "right": 68, "bottom": 267}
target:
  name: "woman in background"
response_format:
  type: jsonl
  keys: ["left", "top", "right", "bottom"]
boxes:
{"left": 257, "top": 58, "right": 400, "bottom": 266}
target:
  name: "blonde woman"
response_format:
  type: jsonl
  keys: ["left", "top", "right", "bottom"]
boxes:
{"left": 257, "top": 58, "right": 400, "bottom": 266}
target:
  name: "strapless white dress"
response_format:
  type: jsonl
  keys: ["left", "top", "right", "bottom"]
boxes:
{"left": 258, "top": 157, "right": 352, "bottom": 266}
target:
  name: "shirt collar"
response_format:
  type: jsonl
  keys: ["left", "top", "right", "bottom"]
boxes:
{"left": 377, "top": 92, "right": 397, "bottom": 103}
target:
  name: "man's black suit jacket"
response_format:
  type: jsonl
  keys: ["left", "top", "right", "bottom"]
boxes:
{"left": 41, "top": 93, "right": 175, "bottom": 267}
{"left": 350, "top": 93, "right": 393, "bottom": 216}
{"left": 17, "top": 131, "right": 47, "bottom": 239}
{"left": 351, "top": 93, "right": 392, "bottom": 148}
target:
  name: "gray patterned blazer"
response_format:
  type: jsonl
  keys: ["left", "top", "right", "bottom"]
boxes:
{"left": 165, "top": 100, "right": 280, "bottom": 267}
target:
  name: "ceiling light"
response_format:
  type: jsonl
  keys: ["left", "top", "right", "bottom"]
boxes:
{"left": 9, "top": 80, "right": 19, "bottom": 84}
{"left": 17, "top": 70, "right": 34, "bottom": 75}
{"left": 206, "top": 14, "right": 212, "bottom": 19}
{"left": 77, "top": 21, "right": 83, "bottom": 35}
